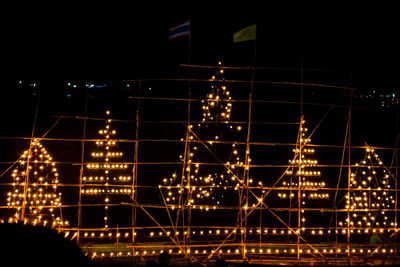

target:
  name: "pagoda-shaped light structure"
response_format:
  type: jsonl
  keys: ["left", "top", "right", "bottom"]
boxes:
{"left": 7, "top": 138, "right": 67, "bottom": 228}
{"left": 340, "top": 147, "right": 396, "bottom": 235}
{"left": 81, "top": 110, "right": 132, "bottom": 229}
{"left": 278, "top": 116, "right": 327, "bottom": 231}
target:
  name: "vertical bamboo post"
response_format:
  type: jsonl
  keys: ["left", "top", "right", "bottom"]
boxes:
{"left": 240, "top": 32, "right": 257, "bottom": 261}
{"left": 77, "top": 86, "right": 88, "bottom": 244}
{"left": 21, "top": 91, "right": 41, "bottom": 222}
{"left": 297, "top": 116, "right": 304, "bottom": 263}
{"left": 394, "top": 95, "right": 399, "bottom": 263}
{"left": 131, "top": 80, "right": 141, "bottom": 254}
{"left": 186, "top": 26, "right": 192, "bottom": 258}
{"left": 297, "top": 57, "right": 304, "bottom": 264}
{"left": 347, "top": 90, "right": 353, "bottom": 260}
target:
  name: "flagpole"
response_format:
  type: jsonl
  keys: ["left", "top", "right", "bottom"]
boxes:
{"left": 188, "top": 20, "right": 191, "bottom": 64}
{"left": 186, "top": 19, "right": 192, "bottom": 259}
{"left": 232, "top": 24, "right": 257, "bottom": 261}
{"left": 241, "top": 28, "right": 257, "bottom": 261}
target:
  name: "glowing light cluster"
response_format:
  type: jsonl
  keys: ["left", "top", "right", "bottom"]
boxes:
{"left": 87, "top": 163, "right": 128, "bottom": 169}
{"left": 81, "top": 188, "right": 133, "bottom": 194}
{"left": 77, "top": 230, "right": 132, "bottom": 238}
{"left": 200, "top": 62, "right": 233, "bottom": 124}
{"left": 161, "top": 63, "right": 248, "bottom": 209}
{"left": 340, "top": 147, "right": 396, "bottom": 233}
{"left": 279, "top": 116, "right": 327, "bottom": 197}
{"left": 162, "top": 154, "right": 233, "bottom": 207}
{"left": 7, "top": 139, "right": 67, "bottom": 228}
{"left": 143, "top": 226, "right": 398, "bottom": 238}
{"left": 82, "top": 110, "right": 132, "bottom": 229}
{"left": 89, "top": 246, "right": 398, "bottom": 258}
{"left": 95, "top": 140, "right": 117, "bottom": 146}
{"left": 282, "top": 181, "right": 325, "bottom": 188}
{"left": 91, "top": 152, "right": 123, "bottom": 157}
{"left": 82, "top": 176, "right": 131, "bottom": 182}
{"left": 278, "top": 116, "right": 328, "bottom": 232}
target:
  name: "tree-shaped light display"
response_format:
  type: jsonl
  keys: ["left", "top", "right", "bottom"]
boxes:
{"left": 161, "top": 62, "right": 250, "bottom": 211}
{"left": 6, "top": 138, "right": 67, "bottom": 228}
{"left": 278, "top": 116, "right": 327, "bottom": 230}
{"left": 81, "top": 110, "right": 133, "bottom": 229}
{"left": 340, "top": 147, "right": 396, "bottom": 235}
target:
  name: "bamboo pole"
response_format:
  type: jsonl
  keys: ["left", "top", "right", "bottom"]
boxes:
{"left": 77, "top": 86, "right": 89, "bottom": 244}
{"left": 131, "top": 80, "right": 141, "bottom": 254}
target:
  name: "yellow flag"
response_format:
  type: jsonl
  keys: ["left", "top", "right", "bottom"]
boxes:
{"left": 233, "top": 24, "right": 257, "bottom": 42}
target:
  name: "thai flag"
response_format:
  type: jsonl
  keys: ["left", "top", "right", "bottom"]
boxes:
{"left": 169, "top": 20, "right": 190, "bottom": 40}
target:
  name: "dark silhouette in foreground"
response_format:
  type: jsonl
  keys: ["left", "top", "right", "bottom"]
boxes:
{"left": 0, "top": 222, "right": 94, "bottom": 267}
{"left": 145, "top": 259, "right": 158, "bottom": 267}
{"left": 215, "top": 259, "right": 228, "bottom": 267}
{"left": 158, "top": 251, "right": 171, "bottom": 267}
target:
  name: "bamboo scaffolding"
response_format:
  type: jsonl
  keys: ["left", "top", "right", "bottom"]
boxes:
{"left": 1, "top": 66, "right": 399, "bottom": 265}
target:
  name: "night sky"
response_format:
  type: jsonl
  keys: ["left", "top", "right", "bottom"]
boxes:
{"left": 1, "top": 6, "right": 400, "bottom": 231}
{"left": 3, "top": 6, "right": 400, "bottom": 84}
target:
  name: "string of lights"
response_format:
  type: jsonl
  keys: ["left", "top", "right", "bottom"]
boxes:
{"left": 0, "top": 135, "right": 397, "bottom": 151}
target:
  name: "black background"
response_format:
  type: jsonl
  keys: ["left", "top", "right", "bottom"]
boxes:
{"left": 1, "top": 4, "right": 399, "bottom": 234}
